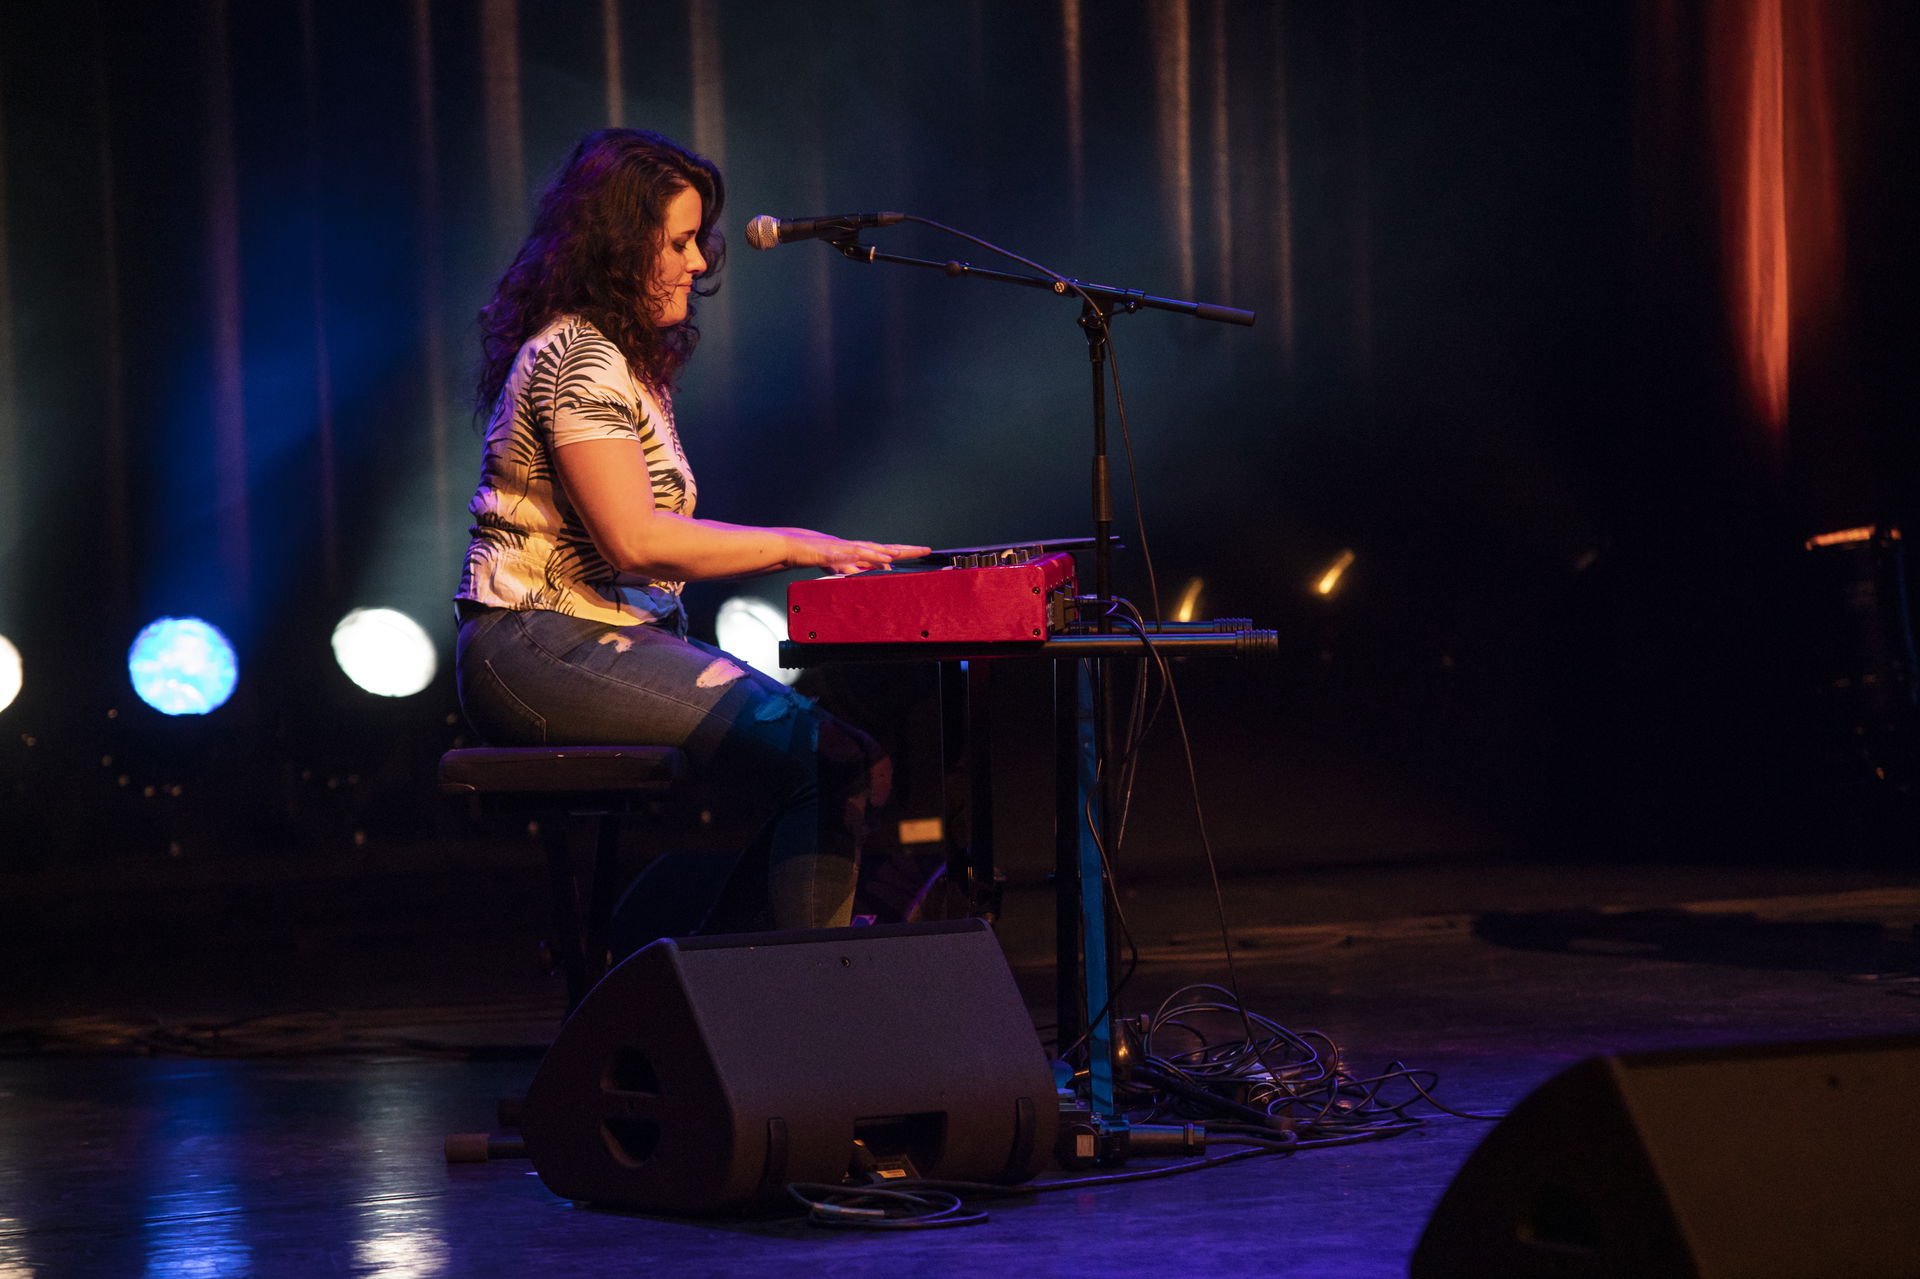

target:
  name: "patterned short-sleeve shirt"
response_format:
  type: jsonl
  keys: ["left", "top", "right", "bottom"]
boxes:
{"left": 456, "top": 315, "right": 697, "bottom": 627}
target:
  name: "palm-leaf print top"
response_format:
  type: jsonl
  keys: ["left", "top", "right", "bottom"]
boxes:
{"left": 457, "top": 315, "right": 697, "bottom": 627}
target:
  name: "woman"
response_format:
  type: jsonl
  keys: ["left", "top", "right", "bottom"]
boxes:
{"left": 454, "top": 128, "right": 927, "bottom": 930}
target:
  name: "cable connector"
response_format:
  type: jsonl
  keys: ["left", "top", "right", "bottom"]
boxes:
{"left": 848, "top": 1137, "right": 919, "bottom": 1184}
{"left": 1121, "top": 1123, "right": 1208, "bottom": 1157}
{"left": 1054, "top": 1102, "right": 1131, "bottom": 1169}
{"left": 1236, "top": 629, "right": 1279, "bottom": 659}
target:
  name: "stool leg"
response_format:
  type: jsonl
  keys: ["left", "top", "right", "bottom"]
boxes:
{"left": 585, "top": 813, "right": 621, "bottom": 985}
{"left": 542, "top": 817, "right": 590, "bottom": 1012}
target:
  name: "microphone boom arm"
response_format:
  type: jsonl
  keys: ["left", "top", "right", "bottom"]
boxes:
{"left": 827, "top": 237, "right": 1256, "bottom": 327}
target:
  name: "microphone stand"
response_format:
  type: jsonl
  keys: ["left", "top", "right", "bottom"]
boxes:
{"left": 825, "top": 234, "right": 1255, "bottom": 1139}
{"left": 827, "top": 238, "right": 1255, "bottom": 624}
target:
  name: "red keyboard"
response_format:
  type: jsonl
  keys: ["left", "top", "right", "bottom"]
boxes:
{"left": 787, "top": 551, "right": 1078, "bottom": 644}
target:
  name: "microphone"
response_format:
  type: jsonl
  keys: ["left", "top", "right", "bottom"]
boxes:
{"left": 745, "top": 211, "right": 906, "bottom": 251}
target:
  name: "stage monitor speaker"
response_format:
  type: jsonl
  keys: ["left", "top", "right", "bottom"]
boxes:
{"left": 1412, "top": 1033, "right": 1920, "bottom": 1278}
{"left": 520, "top": 918, "right": 1058, "bottom": 1216}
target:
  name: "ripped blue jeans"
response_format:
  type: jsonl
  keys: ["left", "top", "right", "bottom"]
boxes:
{"left": 454, "top": 606, "right": 887, "bottom": 929}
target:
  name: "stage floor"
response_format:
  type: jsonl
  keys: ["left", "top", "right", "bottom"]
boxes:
{"left": 2, "top": 858, "right": 1916, "bottom": 1277}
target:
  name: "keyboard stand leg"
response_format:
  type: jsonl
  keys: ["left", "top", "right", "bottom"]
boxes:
{"left": 1059, "top": 657, "right": 1124, "bottom": 1126}
{"left": 1054, "top": 655, "right": 1083, "bottom": 1062}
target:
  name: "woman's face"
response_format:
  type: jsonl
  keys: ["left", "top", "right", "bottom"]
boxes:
{"left": 649, "top": 186, "right": 707, "bottom": 328}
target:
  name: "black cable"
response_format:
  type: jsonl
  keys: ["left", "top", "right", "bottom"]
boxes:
{"left": 896, "top": 215, "right": 1163, "bottom": 629}
{"left": 1100, "top": 596, "right": 1173, "bottom": 849}
{"left": 1106, "top": 612, "right": 1293, "bottom": 1096}
{"left": 786, "top": 1118, "right": 1419, "bottom": 1232}
{"left": 1052, "top": 776, "right": 1142, "bottom": 1065}
{"left": 1050, "top": 594, "right": 1185, "bottom": 1066}
{"left": 785, "top": 1182, "right": 987, "bottom": 1230}
{"left": 1129, "top": 1063, "right": 1292, "bottom": 1130}
{"left": 1124, "top": 983, "right": 1500, "bottom": 1137}
{"left": 1052, "top": 606, "right": 1159, "bottom": 1066}
{"left": 1087, "top": 460, "right": 1464, "bottom": 1146}
{"left": 1057, "top": 609, "right": 1229, "bottom": 1075}
{"left": 1336, "top": 1062, "right": 1507, "bottom": 1122}
{"left": 818, "top": 1140, "right": 1293, "bottom": 1210}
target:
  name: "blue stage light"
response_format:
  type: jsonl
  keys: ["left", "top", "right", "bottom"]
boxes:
{"left": 0, "top": 635, "right": 20, "bottom": 713}
{"left": 128, "top": 618, "right": 240, "bottom": 715}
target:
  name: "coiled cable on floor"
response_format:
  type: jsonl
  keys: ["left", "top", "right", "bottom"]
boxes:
{"left": 786, "top": 1182, "right": 986, "bottom": 1230}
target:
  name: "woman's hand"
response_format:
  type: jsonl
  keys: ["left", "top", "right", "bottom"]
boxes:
{"left": 783, "top": 532, "right": 931, "bottom": 576}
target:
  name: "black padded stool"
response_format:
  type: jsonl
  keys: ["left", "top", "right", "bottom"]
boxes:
{"left": 439, "top": 746, "right": 691, "bottom": 1011}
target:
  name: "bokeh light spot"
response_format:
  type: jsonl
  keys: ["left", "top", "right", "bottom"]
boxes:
{"left": 716, "top": 596, "right": 799, "bottom": 686}
{"left": 0, "top": 635, "right": 21, "bottom": 713}
{"left": 128, "top": 618, "right": 239, "bottom": 715}
{"left": 331, "top": 608, "right": 438, "bottom": 698}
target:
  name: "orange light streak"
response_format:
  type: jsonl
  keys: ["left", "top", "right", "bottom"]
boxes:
{"left": 1782, "top": 1, "right": 1844, "bottom": 357}
{"left": 1711, "top": 0, "right": 1847, "bottom": 441}
{"left": 1314, "top": 550, "right": 1356, "bottom": 597}
{"left": 1736, "top": 0, "right": 1789, "bottom": 433}
{"left": 1804, "top": 525, "right": 1895, "bottom": 550}
{"left": 1172, "top": 577, "right": 1205, "bottom": 623}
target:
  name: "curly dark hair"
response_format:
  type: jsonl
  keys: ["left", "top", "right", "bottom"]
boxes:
{"left": 476, "top": 128, "right": 726, "bottom": 410}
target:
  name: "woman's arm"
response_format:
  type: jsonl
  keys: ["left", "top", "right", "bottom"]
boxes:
{"left": 555, "top": 436, "right": 927, "bottom": 579}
